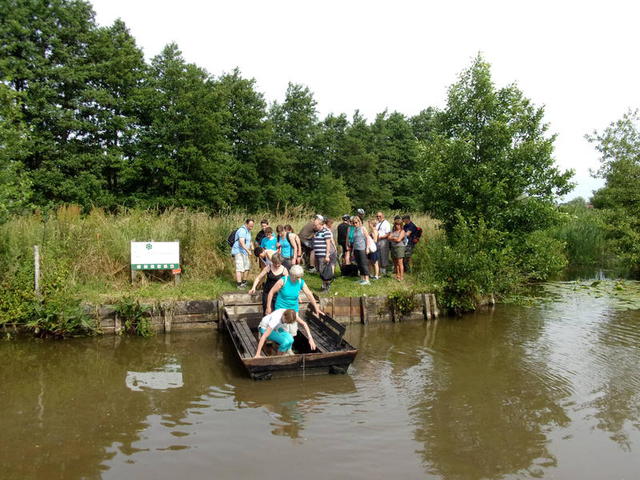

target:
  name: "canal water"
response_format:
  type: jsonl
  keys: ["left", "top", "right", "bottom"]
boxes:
{"left": 2, "top": 285, "right": 639, "bottom": 480}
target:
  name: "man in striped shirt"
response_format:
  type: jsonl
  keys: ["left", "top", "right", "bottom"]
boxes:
{"left": 313, "top": 217, "right": 335, "bottom": 291}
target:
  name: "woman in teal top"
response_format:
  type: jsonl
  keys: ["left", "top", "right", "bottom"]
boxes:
{"left": 266, "top": 265, "right": 322, "bottom": 316}
{"left": 276, "top": 224, "right": 294, "bottom": 268}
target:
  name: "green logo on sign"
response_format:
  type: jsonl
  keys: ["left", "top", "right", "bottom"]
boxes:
{"left": 146, "top": 243, "right": 152, "bottom": 250}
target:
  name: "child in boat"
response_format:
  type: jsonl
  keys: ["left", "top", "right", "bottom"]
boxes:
{"left": 254, "top": 308, "right": 317, "bottom": 358}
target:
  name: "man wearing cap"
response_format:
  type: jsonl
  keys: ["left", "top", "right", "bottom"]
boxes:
{"left": 337, "top": 214, "right": 351, "bottom": 265}
{"left": 375, "top": 211, "right": 391, "bottom": 275}
{"left": 298, "top": 214, "right": 323, "bottom": 272}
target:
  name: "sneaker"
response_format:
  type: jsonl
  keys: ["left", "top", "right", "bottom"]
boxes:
{"left": 307, "top": 267, "right": 317, "bottom": 274}
{"left": 371, "top": 276, "right": 380, "bottom": 280}
{"left": 358, "top": 280, "right": 370, "bottom": 285}
{"left": 237, "top": 284, "right": 245, "bottom": 290}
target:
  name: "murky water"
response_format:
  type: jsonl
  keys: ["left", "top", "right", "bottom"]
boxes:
{"left": 2, "top": 288, "right": 640, "bottom": 480}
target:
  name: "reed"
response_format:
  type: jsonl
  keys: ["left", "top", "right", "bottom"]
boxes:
{"left": 0, "top": 207, "right": 438, "bottom": 304}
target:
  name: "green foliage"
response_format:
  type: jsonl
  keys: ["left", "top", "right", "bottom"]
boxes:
{"left": 418, "top": 54, "right": 573, "bottom": 234}
{"left": 551, "top": 201, "right": 610, "bottom": 268}
{"left": 511, "top": 230, "right": 567, "bottom": 282}
{"left": 0, "top": 255, "right": 97, "bottom": 337}
{"left": 114, "top": 297, "right": 152, "bottom": 337}
{"left": 388, "top": 290, "right": 420, "bottom": 316}
{"left": 587, "top": 109, "right": 640, "bottom": 276}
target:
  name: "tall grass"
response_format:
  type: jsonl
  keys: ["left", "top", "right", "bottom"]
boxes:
{"left": 0, "top": 207, "right": 439, "bottom": 303}
{"left": 550, "top": 205, "right": 610, "bottom": 269}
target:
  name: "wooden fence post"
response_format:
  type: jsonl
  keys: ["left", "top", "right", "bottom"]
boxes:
{"left": 34, "top": 245, "right": 41, "bottom": 297}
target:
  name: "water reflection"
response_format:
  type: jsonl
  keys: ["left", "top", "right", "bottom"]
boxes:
{"left": 2, "top": 288, "right": 640, "bottom": 480}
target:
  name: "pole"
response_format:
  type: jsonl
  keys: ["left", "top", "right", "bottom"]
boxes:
{"left": 34, "top": 245, "right": 41, "bottom": 297}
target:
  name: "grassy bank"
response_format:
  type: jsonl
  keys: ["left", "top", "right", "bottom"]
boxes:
{"left": 0, "top": 207, "right": 439, "bottom": 335}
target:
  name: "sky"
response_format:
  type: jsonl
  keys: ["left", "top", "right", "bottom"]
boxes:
{"left": 90, "top": 0, "right": 640, "bottom": 201}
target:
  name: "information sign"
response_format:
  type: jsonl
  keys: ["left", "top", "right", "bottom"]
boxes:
{"left": 131, "top": 242, "right": 180, "bottom": 271}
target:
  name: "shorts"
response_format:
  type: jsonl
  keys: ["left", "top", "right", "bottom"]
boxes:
{"left": 390, "top": 245, "right": 405, "bottom": 260}
{"left": 367, "top": 250, "right": 379, "bottom": 262}
{"left": 404, "top": 243, "right": 414, "bottom": 258}
{"left": 234, "top": 253, "right": 250, "bottom": 272}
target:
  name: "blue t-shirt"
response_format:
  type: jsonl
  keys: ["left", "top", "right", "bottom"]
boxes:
{"left": 279, "top": 234, "right": 293, "bottom": 258}
{"left": 260, "top": 235, "right": 277, "bottom": 251}
{"left": 231, "top": 225, "right": 251, "bottom": 256}
{"left": 275, "top": 277, "right": 305, "bottom": 312}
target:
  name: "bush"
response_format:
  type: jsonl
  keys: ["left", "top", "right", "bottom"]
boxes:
{"left": 415, "top": 217, "right": 521, "bottom": 312}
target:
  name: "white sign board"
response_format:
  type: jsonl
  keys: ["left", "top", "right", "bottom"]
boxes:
{"left": 131, "top": 242, "right": 180, "bottom": 270}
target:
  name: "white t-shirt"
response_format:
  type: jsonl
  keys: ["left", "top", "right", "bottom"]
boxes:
{"left": 375, "top": 220, "right": 391, "bottom": 239}
{"left": 258, "top": 309, "right": 298, "bottom": 336}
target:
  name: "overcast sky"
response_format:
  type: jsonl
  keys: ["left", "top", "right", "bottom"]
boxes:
{"left": 90, "top": 0, "right": 640, "bottom": 201}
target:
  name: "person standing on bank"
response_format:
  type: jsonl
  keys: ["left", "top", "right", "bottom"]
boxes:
{"left": 402, "top": 215, "right": 418, "bottom": 273}
{"left": 284, "top": 225, "right": 301, "bottom": 265}
{"left": 254, "top": 308, "right": 317, "bottom": 358}
{"left": 298, "top": 216, "right": 321, "bottom": 271}
{"left": 351, "top": 216, "right": 370, "bottom": 285}
{"left": 266, "top": 265, "right": 323, "bottom": 317}
{"left": 375, "top": 212, "right": 391, "bottom": 275}
{"left": 389, "top": 219, "right": 406, "bottom": 281}
{"left": 337, "top": 214, "right": 351, "bottom": 265}
{"left": 367, "top": 219, "right": 380, "bottom": 280}
{"left": 249, "top": 253, "right": 288, "bottom": 314}
{"left": 313, "top": 217, "right": 335, "bottom": 291}
{"left": 231, "top": 218, "right": 254, "bottom": 288}
{"left": 276, "top": 225, "right": 295, "bottom": 269}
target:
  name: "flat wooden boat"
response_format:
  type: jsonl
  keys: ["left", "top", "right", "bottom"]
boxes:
{"left": 220, "top": 293, "right": 358, "bottom": 380}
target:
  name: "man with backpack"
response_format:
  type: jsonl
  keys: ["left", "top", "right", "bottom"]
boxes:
{"left": 402, "top": 215, "right": 422, "bottom": 273}
{"left": 230, "top": 219, "right": 254, "bottom": 288}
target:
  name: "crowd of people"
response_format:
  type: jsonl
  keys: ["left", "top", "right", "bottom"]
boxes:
{"left": 230, "top": 210, "right": 422, "bottom": 291}
{"left": 229, "top": 211, "right": 421, "bottom": 357}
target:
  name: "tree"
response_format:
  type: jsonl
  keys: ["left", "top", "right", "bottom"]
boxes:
{"left": 587, "top": 109, "right": 640, "bottom": 274}
{"left": 126, "top": 44, "right": 234, "bottom": 209}
{"left": 82, "top": 19, "right": 146, "bottom": 208}
{"left": 371, "top": 111, "right": 419, "bottom": 210}
{"left": 418, "top": 55, "right": 573, "bottom": 233}
{"left": 270, "top": 83, "right": 321, "bottom": 205}
{"left": 340, "top": 111, "right": 384, "bottom": 210}
{"left": 0, "top": 0, "right": 104, "bottom": 207}
{"left": 0, "top": 84, "right": 32, "bottom": 220}
{"left": 215, "top": 69, "right": 285, "bottom": 210}
{"left": 587, "top": 109, "right": 640, "bottom": 217}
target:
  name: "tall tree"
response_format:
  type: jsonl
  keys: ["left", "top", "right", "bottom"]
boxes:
{"left": 419, "top": 55, "right": 573, "bottom": 232}
{"left": 216, "top": 69, "right": 285, "bottom": 210}
{"left": 340, "top": 111, "right": 383, "bottom": 210}
{"left": 587, "top": 109, "right": 640, "bottom": 216}
{"left": 0, "top": 83, "right": 32, "bottom": 220}
{"left": 127, "top": 44, "right": 233, "bottom": 209}
{"left": 372, "top": 111, "right": 419, "bottom": 210}
{"left": 270, "top": 83, "right": 321, "bottom": 205}
{"left": 0, "top": 0, "right": 104, "bottom": 207}
{"left": 81, "top": 19, "right": 146, "bottom": 208}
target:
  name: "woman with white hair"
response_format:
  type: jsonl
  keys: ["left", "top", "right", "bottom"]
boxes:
{"left": 266, "top": 265, "right": 323, "bottom": 318}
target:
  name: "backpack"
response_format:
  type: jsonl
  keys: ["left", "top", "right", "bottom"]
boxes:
{"left": 227, "top": 229, "right": 238, "bottom": 247}
{"left": 412, "top": 226, "right": 423, "bottom": 244}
